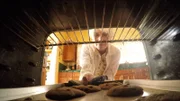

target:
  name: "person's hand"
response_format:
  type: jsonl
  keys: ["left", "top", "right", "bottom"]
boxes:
{"left": 82, "top": 74, "right": 94, "bottom": 85}
{"left": 85, "top": 74, "right": 94, "bottom": 81}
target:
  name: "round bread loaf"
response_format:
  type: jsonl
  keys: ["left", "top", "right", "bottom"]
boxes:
{"left": 45, "top": 87, "right": 86, "bottom": 100}
{"left": 72, "top": 85, "right": 87, "bottom": 91}
{"left": 72, "top": 85, "right": 101, "bottom": 93}
{"left": 107, "top": 85, "right": 143, "bottom": 97}
{"left": 99, "top": 82, "right": 123, "bottom": 90}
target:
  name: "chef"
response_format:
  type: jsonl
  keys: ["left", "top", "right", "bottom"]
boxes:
{"left": 79, "top": 28, "right": 120, "bottom": 84}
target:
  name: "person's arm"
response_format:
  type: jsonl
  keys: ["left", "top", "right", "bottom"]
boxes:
{"left": 79, "top": 45, "right": 94, "bottom": 81}
{"left": 107, "top": 49, "right": 121, "bottom": 80}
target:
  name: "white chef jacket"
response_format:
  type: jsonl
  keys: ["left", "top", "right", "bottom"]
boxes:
{"left": 79, "top": 43, "right": 120, "bottom": 80}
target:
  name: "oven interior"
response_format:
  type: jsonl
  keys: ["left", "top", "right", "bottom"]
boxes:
{"left": 0, "top": 0, "right": 180, "bottom": 100}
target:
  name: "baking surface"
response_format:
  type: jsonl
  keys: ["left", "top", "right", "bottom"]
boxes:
{"left": 12, "top": 87, "right": 169, "bottom": 101}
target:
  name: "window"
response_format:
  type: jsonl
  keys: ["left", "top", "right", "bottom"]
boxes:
{"left": 112, "top": 41, "right": 147, "bottom": 64}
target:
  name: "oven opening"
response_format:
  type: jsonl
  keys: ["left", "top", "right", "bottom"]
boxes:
{"left": 1, "top": 0, "right": 180, "bottom": 100}
{"left": 43, "top": 28, "right": 149, "bottom": 85}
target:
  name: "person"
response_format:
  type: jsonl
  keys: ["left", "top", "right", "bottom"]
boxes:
{"left": 79, "top": 28, "right": 121, "bottom": 84}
